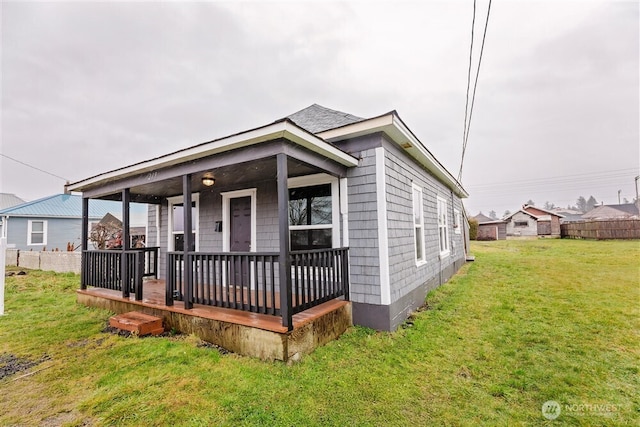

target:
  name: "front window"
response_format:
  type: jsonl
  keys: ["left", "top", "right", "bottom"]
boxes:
{"left": 28, "top": 220, "right": 47, "bottom": 246}
{"left": 454, "top": 209, "right": 462, "bottom": 234}
{"left": 168, "top": 195, "right": 199, "bottom": 252}
{"left": 437, "top": 197, "right": 450, "bottom": 257}
{"left": 289, "top": 184, "right": 332, "bottom": 251}
{"left": 515, "top": 221, "right": 528, "bottom": 227}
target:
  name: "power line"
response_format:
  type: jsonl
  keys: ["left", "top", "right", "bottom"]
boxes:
{"left": 0, "top": 153, "right": 70, "bottom": 182}
{"left": 458, "top": 0, "right": 492, "bottom": 182}
{"left": 467, "top": 167, "right": 639, "bottom": 190}
{"left": 460, "top": 0, "right": 476, "bottom": 183}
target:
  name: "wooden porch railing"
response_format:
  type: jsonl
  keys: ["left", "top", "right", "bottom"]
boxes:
{"left": 166, "top": 248, "right": 350, "bottom": 326}
{"left": 290, "top": 247, "right": 349, "bottom": 314}
{"left": 81, "top": 247, "right": 159, "bottom": 299}
{"left": 166, "top": 252, "right": 281, "bottom": 314}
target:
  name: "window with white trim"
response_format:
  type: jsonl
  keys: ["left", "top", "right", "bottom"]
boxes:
{"left": 168, "top": 194, "right": 199, "bottom": 251}
{"left": 437, "top": 197, "right": 450, "bottom": 256}
{"left": 412, "top": 184, "right": 426, "bottom": 264}
{"left": 28, "top": 220, "right": 47, "bottom": 246}
{"left": 454, "top": 209, "right": 462, "bottom": 234}
{"left": 289, "top": 184, "right": 333, "bottom": 251}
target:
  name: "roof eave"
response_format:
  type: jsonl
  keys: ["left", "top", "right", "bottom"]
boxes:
{"left": 317, "top": 112, "right": 469, "bottom": 198}
{"left": 67, "top": 120, "right": 358, "bottom": 193}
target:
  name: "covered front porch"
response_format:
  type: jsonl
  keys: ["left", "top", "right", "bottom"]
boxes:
{"left": 69, "top": 120, "right": 358, "bottom": 359}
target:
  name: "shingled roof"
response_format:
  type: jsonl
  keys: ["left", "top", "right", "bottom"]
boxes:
{"left": 287, "top": 104, "right": 365, "bottom": 134}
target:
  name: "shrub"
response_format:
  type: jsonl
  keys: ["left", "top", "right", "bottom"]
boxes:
{"left": 469, "top": 218, "right": 479, "bottom": 240}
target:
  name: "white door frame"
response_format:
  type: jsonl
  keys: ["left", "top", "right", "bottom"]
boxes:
{"left": 221, "top": 188, "right": 257, "bottom": 252}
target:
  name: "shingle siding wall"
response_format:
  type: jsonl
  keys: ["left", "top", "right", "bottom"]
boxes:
{"left": 383, "top": 139, "right": 465, "bottom": 305}
{"left": 346, "top": 147, "right": 382, "bottom": 305}
{"left": 337, "top": 134, "right": 467, "bottom": 330}
{"left": 150, "top": 180, "right": 282, "bottom": 280}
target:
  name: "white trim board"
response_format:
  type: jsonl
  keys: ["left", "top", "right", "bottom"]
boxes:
{"left": 221, "top": 188, "right": 257, "bottom": 252}
{"left": 375, "top": 147, "right": 391, "bottom": 305}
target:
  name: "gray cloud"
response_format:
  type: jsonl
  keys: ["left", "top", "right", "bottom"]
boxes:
{"left": 1, "top": 1, "right": 637, "bottom": 215}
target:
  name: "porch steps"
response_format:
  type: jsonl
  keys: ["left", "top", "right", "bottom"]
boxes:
{"left": 109, "top": 311, "right": 164, "bottom": 336}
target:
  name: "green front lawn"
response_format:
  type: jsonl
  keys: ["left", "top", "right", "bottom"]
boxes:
{"left": 1, "top": 239, "right": 638, "bottom": 426}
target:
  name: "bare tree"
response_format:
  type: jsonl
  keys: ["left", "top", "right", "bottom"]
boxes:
{"left": 89, "top": 223, "right": 121, "bottom": 250}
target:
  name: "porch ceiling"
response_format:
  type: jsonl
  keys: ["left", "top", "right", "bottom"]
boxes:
{"left": 96, "top": 155, "right": 323, "bottom": 203}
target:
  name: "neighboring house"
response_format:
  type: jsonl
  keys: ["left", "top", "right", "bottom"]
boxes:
{"left": 0, "top": 193, "right": 26, "bottom": 238}
{"left": 67, "top": 104, "right": 470, "bottom": 332}
{"left": 504, "top": 209, "right": 541, "bottom": 237}
{"left": 0, "top": 193, "right": 26, "bottom": 210}
{"left": 553, "top": 208, "right": 584, "bottom": 223}
{"left": 581, "top": 203, "right": 640, "bottom": 220}
{"left": 473, "top": 213, "right": 506, "bottom": 240}
{"left": 522, "top": 204, "right": 564, "bottom": 236}
{"left": 0, "top": 194, "right": 147, "bottom": 251}
{"left": 503, "top": 205, "right": 564, "bottom": 237}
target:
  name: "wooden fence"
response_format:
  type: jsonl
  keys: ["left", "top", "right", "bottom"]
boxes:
{"left": 561, "top": 219, "right": 640, "bottom": 240}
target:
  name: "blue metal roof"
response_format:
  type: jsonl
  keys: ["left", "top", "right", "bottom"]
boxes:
{"left": 0, "top": 194, "right": 146, "bottom": 219}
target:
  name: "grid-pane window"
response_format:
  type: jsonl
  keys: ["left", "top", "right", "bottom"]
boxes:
{"left": 28, "top": 220, "right": 47, "bottom": 245}
{"left": 437, "top": 197, "right": 450, "bottom": 256}
{"left": 289, "top": 184, "right": 332, "bottom": 251}
{"left": 412, "top": 184, "right": 425, "bottom": 264}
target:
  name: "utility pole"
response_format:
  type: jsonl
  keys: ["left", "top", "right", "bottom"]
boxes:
{"left": 618, "top": 190, "right": 621, "bottom": 205}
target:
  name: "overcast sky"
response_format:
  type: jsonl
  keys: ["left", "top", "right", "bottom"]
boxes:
{"left": 1, "top": 0, "right": 638, "bottom": 216}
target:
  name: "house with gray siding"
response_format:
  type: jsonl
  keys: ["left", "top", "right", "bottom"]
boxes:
{"left": 0, "top": 194, "right": 146, "bottom": 252}
{"left": 68, "top": 104, "right": 469, "bottom": 336}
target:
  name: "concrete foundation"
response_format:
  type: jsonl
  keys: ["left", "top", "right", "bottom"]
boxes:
{"left": 78, "top": 290, "right": 351, "bottom": 362}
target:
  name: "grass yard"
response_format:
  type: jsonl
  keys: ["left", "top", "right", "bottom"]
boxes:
{"left": 1, "top": 239, "right": 638, "bottom": 426}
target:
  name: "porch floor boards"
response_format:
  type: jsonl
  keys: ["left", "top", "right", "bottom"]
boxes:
{"left": 78, "top": 279, "right": 347, "bottom": 334}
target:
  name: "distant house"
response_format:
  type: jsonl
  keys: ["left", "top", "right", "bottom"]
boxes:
{"left": 504, "top": 210, "right": 539, "bottom": 237}
{"left": 0, "top": 194, "right": 147, "bottom": 251}
{"left": 473, "top": 213, "right": 506, "bottom": 240}
{"left": 503, "top": 205, "right": 564, "bottom": 238}
{"left": 581, "top": 203, "right": 640, "bottom": 220}
{"left": 553, "top": 208, "right": 584, "bottom": 223}
{"left": 522, "top": 205, "right": 564, "bottom": 236}
{"left": 0, "top": 193, "right": 26, "bottom": 210}
{"left": 0, "top": 193, "right": 26, "bottom": 238}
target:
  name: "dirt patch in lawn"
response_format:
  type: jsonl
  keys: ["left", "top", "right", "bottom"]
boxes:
{"left": 0, "top": 353, "right": 50, "bottom": 381}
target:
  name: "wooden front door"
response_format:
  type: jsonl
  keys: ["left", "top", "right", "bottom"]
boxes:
{"left": 229, "top": 196, "right": 251, "bottom": 285}
{"left": 230, "top": 196, "right": 251, "bottom": 251}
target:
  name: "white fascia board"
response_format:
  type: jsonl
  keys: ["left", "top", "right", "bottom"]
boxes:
{"left": 318, "top": 114, "right": 468, "bottom": 199}
{"left": 67, "top": 121, "right": 357, "bottom": 192}
{"left": 317, "top": 115, "right": 395, "bottom": 141}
